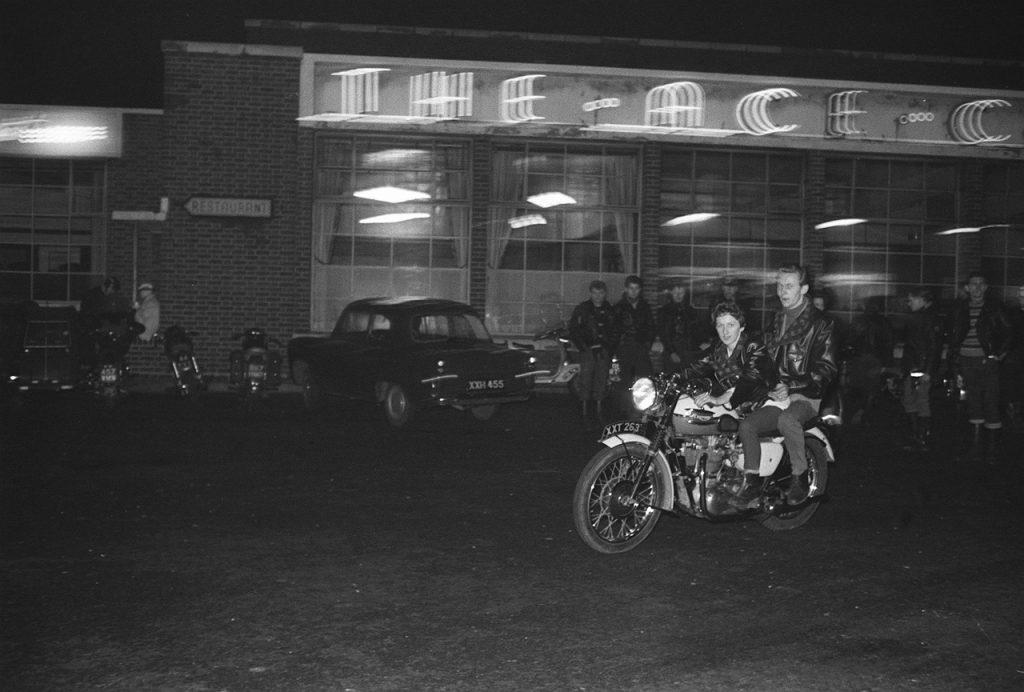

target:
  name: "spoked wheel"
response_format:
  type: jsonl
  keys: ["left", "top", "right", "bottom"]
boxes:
{"left": 758, "top": 438, "right": 829, "bottom": 531}
{"left": 573, "top": 442, "right": 665, "bottom": 554}
{"left": 382, "top": 383, "right": 416, "bottom": 428}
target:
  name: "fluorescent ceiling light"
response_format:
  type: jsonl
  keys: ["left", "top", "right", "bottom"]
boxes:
{"left": 527, "top": 192, "right": 576, "bottom": 208}
{"left": 935, "top": 227, "right": 980, "bottom": 236}
{"left": 508, "top": 214, "right": 547, "bottom": 229}
{"left": 353, "top": 186, "right": 430, "bottom": 204}
{"left": 662, "top": 213, "right": 720, "bottom": 226}
{"left": 359, "top": 212, "right": 430, "bottom": 224}
{"left": 331, "top": 67, "right": 390, "bottom": 77}
{"left": 815, "top": 218, "right": 867, "bottom": 230}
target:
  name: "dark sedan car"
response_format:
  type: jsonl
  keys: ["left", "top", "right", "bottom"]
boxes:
{"left": 287, "top": 298, "right": 547, "bottom": 427}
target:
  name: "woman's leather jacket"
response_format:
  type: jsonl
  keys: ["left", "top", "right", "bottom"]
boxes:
{"left": 683, "top": 333, "right": 776, "bottom": 410}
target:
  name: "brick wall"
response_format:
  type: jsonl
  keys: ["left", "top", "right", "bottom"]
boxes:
{"left": 130, "top": 43, "right": 309, "bottom": 379}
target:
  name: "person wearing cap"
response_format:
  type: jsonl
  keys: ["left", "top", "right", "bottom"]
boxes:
{"left": 134, "top": 282, "right": 161, "bottom": 342}
{"left": 657, "top": 279, "right": 707, "bottom": 374}
{"left": 569, "top": 279, "right": 616, "bottom": 429}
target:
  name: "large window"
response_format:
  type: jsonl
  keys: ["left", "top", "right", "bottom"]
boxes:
{"left": 0, "top": 158, "right": 107, "bottom": 303}
{"left": 487, "top": 143, "right": 640, "bottom": 335}
{"left": 979, "top": 161, "right": 1024, "bottom": 301}
{"left": 658, "top": 149, "right": 804, "bottom": 333}
{"left": 311, "top": 136, "right": 471, "bottom": 332}
{"left": 821, "top": 157, "right": 960, "bottom": 323}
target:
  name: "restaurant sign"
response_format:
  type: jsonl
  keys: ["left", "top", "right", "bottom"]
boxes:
{"left": 184, "top": 197, "right": 272, "bottom": 218}
{"left": 299, "top": 55, "right": 1023, "bottom": 155}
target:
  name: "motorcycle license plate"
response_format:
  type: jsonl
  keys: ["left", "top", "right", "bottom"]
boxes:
{"left": 247, "top": 364, "right": 266, "bottom": 379}
{"left": 100, "top": 366, "right": 118, "bottom": 384}
{"left": 467, "top": 378, "right": 505, "bottom": 392}
{"left": 601, "top": 420, "right": 643, "bottom": 438}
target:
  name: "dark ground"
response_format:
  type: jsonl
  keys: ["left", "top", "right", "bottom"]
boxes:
{"left": 1, "top": 387, "right": 1022, "bottom": 691}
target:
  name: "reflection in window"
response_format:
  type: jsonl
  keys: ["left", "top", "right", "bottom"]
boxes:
{"left": 312, "top": 136, "right": 471, "bottom": 332}
{"left": 821, "top": 157, "right": 960, "bottom": 319}
{"left": 658, "top": 148, "right": 804, "bottom": 333}
{"left": 487, "top": 143, "right": 640, "bottom": 335}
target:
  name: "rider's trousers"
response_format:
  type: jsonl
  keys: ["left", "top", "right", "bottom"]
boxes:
{"left": 738, "top": 397, "right": 819, "bottom": 475}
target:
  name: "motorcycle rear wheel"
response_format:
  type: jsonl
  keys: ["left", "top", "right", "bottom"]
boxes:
{"left": 573, "top": 442, "right": 664, "bottom": 554}
{"left": 757, "top": 438, "right": 829, "bottom": 531}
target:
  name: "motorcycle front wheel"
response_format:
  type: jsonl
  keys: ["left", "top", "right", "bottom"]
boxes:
{"left": 573, "top": 442, "right": 665, "bottom": 554}
{"left": 757, "top": 437, "right": 829, "bottom": 531}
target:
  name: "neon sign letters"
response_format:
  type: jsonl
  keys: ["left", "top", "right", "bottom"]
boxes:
{"left": 304, "top": 63, "right": 1020, "bottom": 148}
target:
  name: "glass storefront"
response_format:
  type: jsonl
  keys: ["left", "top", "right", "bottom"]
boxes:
{"left": 980, "top": 161, "right": 1024, "bottom": 300}
{"left": 821, "top": 156, "right": 962, "bottom": 324}
{"left": 311, "top": 136, "right": 471, "bottom": 332}
{"left": 486, "top": 142, "right": 640, "bottom": 336}
{"left": 658, "top": 149, "right": 805, "bottom": 334}
{"left": 0, "top": 158, "right": 107, "bottom": 304}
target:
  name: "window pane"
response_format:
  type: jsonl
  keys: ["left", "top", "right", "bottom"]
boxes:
{"left": 856, "top": 159, "right": 889, "bottom": 187}
{"left": 694, "top": 151, "right": 730, "bottom": 180}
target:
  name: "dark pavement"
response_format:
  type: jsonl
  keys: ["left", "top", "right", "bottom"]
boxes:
{"left": 2, "top": 389, "right": 1022, "bottom": 691}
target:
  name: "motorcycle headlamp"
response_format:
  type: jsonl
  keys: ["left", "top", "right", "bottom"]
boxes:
{"left": 631, "top": 377, "right": 659, "bottom": 412}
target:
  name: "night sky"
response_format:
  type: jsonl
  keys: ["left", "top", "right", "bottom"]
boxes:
{"left": 2, "top": 0, "right": 1022, "bottom": 109}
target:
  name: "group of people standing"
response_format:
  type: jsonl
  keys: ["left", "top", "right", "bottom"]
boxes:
{"left": 567, "top": 264, "right": 1023, "bottom": 505}
{"left": 569, "top": 264, "right": 837, "bottom": 506}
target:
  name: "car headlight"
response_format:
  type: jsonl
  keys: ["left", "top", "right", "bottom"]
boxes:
{"left": 631, "top": 377, "right": 658, "bottom": 412}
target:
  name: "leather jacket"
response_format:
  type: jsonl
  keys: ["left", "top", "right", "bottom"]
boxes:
{"left": 902, "top": 303, "right": 943, "bottom": 375}
{"left": 612, "top": 296, "right": 656, "bottom": 349}
{"left": 568, "top": 299, "right": 616, "bottom": 353}
{"left": 657, "top": 300, "right": 707, "bottom": 360}
{"left": 947, "top": 297, "right": 1012, "bottom": 367}
{"left": 763, "top": 300, "right": 838, "bottom": 400}
{"left": 683, "top": 333, "right": 776, "bottom": 410}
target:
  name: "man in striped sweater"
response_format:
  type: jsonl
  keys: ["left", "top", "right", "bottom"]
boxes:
{"left": 947, "top": 272, "right": 1013, "bottom": 464}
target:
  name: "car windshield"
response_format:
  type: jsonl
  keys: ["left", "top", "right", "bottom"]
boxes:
{"left": 412, "top": 312, "right": 491, "bottom": 344}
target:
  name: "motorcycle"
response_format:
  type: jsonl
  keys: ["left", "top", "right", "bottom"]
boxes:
{"left": 159, "top": 326, "right": 210, "bottom": 400}
{"left": 83, "top": 313, "right": 143, "bottom": 411}
{"left": 572, "top": 373, "right": 839, "bottom": 554}
{"left": 228, "top": 327, "right": 281, "bottom": 413}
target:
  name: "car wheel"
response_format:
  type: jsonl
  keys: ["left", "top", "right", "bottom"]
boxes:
{"left": 382, "top": 383, "right": 416, "bottom": 428}
{"left": 470, "top": 404, "right": 499, "bottom": 421}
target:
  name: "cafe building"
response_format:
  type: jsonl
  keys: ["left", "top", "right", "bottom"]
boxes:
{"left": 1, "top": 20, "right": 1022, "bottom": 375}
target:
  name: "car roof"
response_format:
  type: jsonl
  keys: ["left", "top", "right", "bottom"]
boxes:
{"left": 344, "top": 297, "right": 477, "bottom": 313}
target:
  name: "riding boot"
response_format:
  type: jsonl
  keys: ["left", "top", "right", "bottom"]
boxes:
{"left": 728, "top": 471, "right": 766, "bottom": 509}
{"left": 580, "top": 400, "right": 591, "bottom": 430}
{"left": 594, "top": 399, "right": 605, "bottom": 426}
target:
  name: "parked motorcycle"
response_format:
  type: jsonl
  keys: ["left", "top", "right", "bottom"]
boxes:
{"left": 228, "top": 327, "right": 281, "bottom": 413}
{"left": 572, "top": 373, "right": 839, "bottom": 553}
{"left": 159, "top": 326, "right": 209, "bottom": 400}
{"left": 83, "top": 313, "right": 143, "bottom": 410}
{"left": 525, "top": 324, "right": 620, "bottom": 398}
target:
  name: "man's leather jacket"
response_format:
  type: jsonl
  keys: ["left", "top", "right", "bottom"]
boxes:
{"left": 947, "top": 297, "right": 1012, "bottom": 367}
{"left": 568, "top": 299, "right": 616, "bottom": 353}
{"left": 764, "top": 301, "right": 838, "bottom": 400}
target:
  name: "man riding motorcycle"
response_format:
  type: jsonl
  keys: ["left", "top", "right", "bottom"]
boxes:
{"left": 735, "top": 263, "right": 838, "bottom": 507}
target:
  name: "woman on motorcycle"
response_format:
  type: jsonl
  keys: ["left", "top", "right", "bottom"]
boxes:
{"left": 682, "top": 301, "right": 776, "bottom": 491}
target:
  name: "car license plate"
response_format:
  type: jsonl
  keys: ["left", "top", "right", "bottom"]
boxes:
{"left": 467, "top": 378, "right": 505, "bottom": 392}
{"left": 100, "top": 366, "right": 118, "bottom": 384}
{"left": 247, "top": 363, "right": 266, "bottom": 379}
